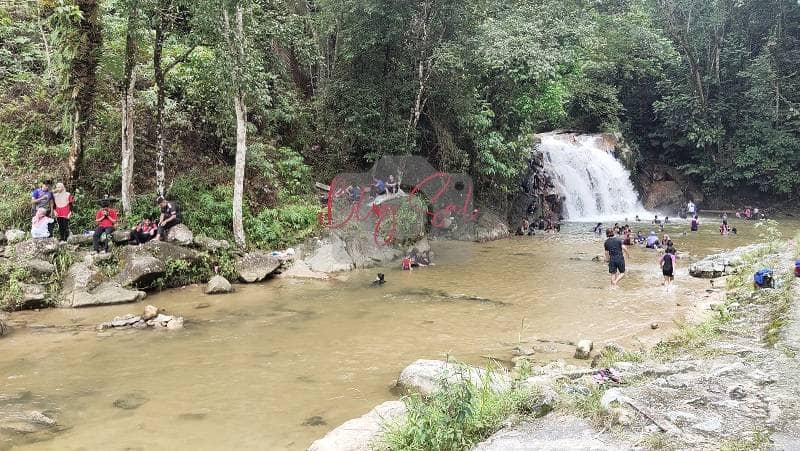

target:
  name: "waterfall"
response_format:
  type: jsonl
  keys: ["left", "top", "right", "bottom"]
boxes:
{"left": 538, "top": 132, "right": 652, "bottom": 222}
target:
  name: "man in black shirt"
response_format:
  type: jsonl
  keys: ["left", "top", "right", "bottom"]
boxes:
{"left": 604, "top": 228, "right": 630, "bottom": 289}
{"left": 155, "top": 196, "right": 182, "bottom": 241}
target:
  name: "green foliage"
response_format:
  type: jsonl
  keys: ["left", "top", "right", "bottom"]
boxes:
{"left": 0, "top": 263, "right": 29, "bottom": 311}
{"left": 167, "top": 173, "right": 235, "bottom": 241}
{"left": 246, "top": 203, "right": 319, "bottom": 249}
{"left": 384, "top": 368, "right": 536, "bottom": 451}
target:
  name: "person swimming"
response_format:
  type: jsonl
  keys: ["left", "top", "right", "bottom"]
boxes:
{"left": 372, "top": 273, "right": 386, "bottom": 285}
{"left": 646, "top": 231, "right": 659, "bottom": 249}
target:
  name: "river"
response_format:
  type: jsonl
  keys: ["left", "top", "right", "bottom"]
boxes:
{"left": 0, "top": 216, "right": 794, "bottom": 450}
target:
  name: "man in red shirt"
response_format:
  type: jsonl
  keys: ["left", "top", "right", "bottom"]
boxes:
{"left": 93, "top": 199, "right": 118, "bottom": 253}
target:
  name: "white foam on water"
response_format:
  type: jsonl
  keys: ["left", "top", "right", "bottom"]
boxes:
{"left": 538, "top": 132, "right": 656, "bottom": 222}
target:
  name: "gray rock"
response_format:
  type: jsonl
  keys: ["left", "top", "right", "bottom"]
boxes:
{"left": 141, "top": 240, "right": 201, "bottom": 263}
{"left": 166, "top": 317, "right": 184, "bottom": 330}
{"left": 666, "top": 411, "right": 699, "bottom": 425}
{"left": 13, "top": 238, "right": 59, "bottom": 260}
{"left": 307, "top": 400, "right": 406, "bottom": 451}
{"left": 194, "top": 235, "right": 231, "bottom": 252}
{"left": 691, "top": 417, "right": 722, "bottom": 433}
{"left": 117, "top": 249, "right": 165, "bottom": 288}
{"left": 68, "top": 282, "right": 146, "bottom": 308}
{"left": 20, "top": 283, "right": 46, "bottom": 303}
{"left": 167, "top": 224, "right": 194, "bottom": 246}
{"left": 67, "top": 233, "right": 93, "bottom": 246}
{"left": 574, "top": 340, "right": 594, "bottom": 359}
{"left": 472, "top": 412, "right": 630, "bottom": 451}
{"left": 5, "top": 229, "right": 26, "bottom": 244}
{"left": 305, "top": 236, "right": 355, "bottom": 273}
{"left": 112, "top": 230, "right": 131, "bottom": 243}
{"left": 689, "top": 244, "right": 766, "bottom": 278}
{"left": 235, "top": 252, "right": 281, "bottom": 283}
{"left": 61, "top": 261, "right": 104, "bottom": 296}
{"left": 710, "top": 362, "right": 745, "bottom": 377}
{"left": 26, "top": 411, "right": 56, "bottom": 426}
{"left": 397, "top": 359, "right": 511, "bottom": 397}
{"left": 143, "top": 304, "right": 159, "bottom": 321}
{"left": 18, "top": 258, "right": 56, "bottom": 276}
{"left": 113, "top": 392, "right": 148, "bottom": 410}
{"left": 205, "top": 275, "right": 232, "bottom": 294}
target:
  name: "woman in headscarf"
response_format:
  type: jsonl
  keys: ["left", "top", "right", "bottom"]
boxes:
{"left": 52, "top": 182, "right": 74, "bottom": 242}
{"left": 31, "top": 207, "right": 54, "bottom": 238}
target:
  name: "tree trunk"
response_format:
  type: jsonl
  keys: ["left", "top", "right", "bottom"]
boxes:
{"left": 232, "top": 93, "right": 247, "bottom": 249}
{"left": 121, "top": 6, "right": 138, "bottom": 215}
{"left": 66, "top": 0, "right": 102, "bottom": 183}
{"left": 229, "top": 5, "right": 248, "bottom": 249}
{"left": 154, "top": 10, "right": 166, "bottom": 196}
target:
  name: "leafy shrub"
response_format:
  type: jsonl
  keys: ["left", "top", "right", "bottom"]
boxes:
{"left": 166, "top": 174, "right": 235, "bottom": 241}
{"left": 384, "top": 368, "right": 535, "bottom": 451}
{"left": 0, "top": 263, "right": 29, "bottom": 311}
{"left": 246, "top": 203, "right": 319, "bottom": 249}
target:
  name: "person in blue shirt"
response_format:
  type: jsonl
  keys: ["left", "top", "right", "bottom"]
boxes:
{"left": 30, "top": 180, "right": 54, "bottom": 217}
{"left": 646, "top": 231, "right": 660, "bottom": 249}
{"left": 373, "top": 177, "right": 387, "bottom": 196}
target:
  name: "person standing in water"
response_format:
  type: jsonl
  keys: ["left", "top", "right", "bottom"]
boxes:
{"left": 690, "top": 215, "right": 700, "bottom": 232}
{"left": 604, "top": 228, "right": 630, "bottom": 289}
{"left": 660, "top": 246, "right": 677, "bottom": 287}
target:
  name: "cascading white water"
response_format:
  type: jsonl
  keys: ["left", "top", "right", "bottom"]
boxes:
{"left": 539, "top": 132, "right": 652, "bottom": 222}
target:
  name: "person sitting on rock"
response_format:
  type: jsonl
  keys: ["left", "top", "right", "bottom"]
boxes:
{"left": 130, "top": 217, "right": 157, "bottom": 245}
{"left": 418, "top": 250, "right": 433, "bottom": 266}
{"left": 93, "top": 199, "right": 118, "bottom": 254}
{"left": 31, "top": 207, "right": 54, "bottom": 238}
{"left": 155, "top": 196, "right": 181, "bottom": 241}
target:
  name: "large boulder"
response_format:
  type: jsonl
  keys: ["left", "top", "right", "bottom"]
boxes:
{"left": 67, "top": 233, "right": 93, "bottom": 246}
{"left": 194, "top": 235, "right": 231, "bottom": 252}
{"left": 167, "top": 224, "right": 194, "bottom": 246}
{"left": 307, "top": 401, "right": 406, "bottom": 451}
{"left": 117, "top": 246, "right": 166, "bottom": 288}
{"left": 397, "top": 359, "right": 512, "bottom": 397}
{"left": 5, "top": 229, "right": 26, "bottom": 244}
{"left": 13, "top": 238, "right": 59, "bottom": 260}
{"left": 18, "top": 259, "right": 56, "bottom": 277}
{"left": 689, "top": 244, "right": 766, "bottom": 278}
{"left": 343, "top": 232, "right": 403, "bottom": 270}
{"left": 235, "top": 252, "right": 281, "bottom": 283}
{"left": 112, "top": 230, "right": 131, "bottom": 244}
{"left": 20, "top": 283, "right": 47, "bottom": 304}
{"left": 141, "top": 240, "right": 200, "bottom": 263}
{"left": 62, "top": 261, "right": 104, "bottom": 294}
{"left": 205, "top": 275, "right": 232, "bottom": 294}
{"left": 305, "top": 235, "right": 355, "bottom": 273}
{"left": 67, "top": 281, "right": 146, "bottom": 308}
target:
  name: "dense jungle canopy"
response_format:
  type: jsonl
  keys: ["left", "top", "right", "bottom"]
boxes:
{"left": 1, "top": 0, "right": 799, "bottom": 246}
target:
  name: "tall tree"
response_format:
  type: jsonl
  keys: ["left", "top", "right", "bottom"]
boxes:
{"left": 64, "top": 0, "right": 103, "bottom": 183}
{"left": 120, "top": 0, "right": 138, "bottom": 215}
{"left": 151, "top": 0, "right": 195, "bottom": 195}
{"left": 223, "top": 3, "right": 248, "bottom": 249}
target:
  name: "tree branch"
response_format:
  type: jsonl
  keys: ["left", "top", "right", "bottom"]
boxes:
{"left": 162, "top": 44, "right": 198, "bottom": 76}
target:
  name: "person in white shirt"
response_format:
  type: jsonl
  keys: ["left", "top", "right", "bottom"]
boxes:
{"left": 31, "top": 207, "right": 54, "bottom": 238}
{"left": 687, "top": 200, "right": 696, "bottom": 215}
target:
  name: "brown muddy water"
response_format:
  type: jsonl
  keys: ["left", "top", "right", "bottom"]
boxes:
{"left": 1, "top": 217, "right": 796, "bottom": 450}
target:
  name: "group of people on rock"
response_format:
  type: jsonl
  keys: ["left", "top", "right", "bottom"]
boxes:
{"left": 333, "top": 173, "right": 403, "bottom": 205}
{"left": 27, "top": 180, "right": 182, "bottom": 254}
{"left": 401, "top": 247, "right": 433, "bottom": 271}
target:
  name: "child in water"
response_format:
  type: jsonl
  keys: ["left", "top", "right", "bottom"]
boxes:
{"left": 660, "top": 247, "right": 677, "bottom": 287}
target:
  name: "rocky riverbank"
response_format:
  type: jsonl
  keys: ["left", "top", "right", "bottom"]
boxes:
{"left": 308, "top": 241, "right": 800, "bottom": 450}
